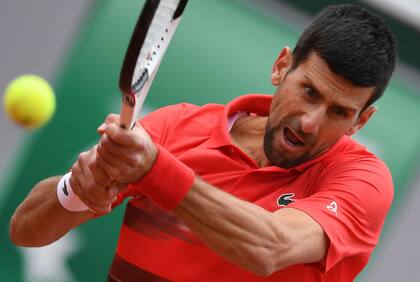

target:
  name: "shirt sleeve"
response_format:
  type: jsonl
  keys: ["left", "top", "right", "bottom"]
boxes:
{"left": 139, "top": 103, "right": 194, "bottom": 145}
{"left": 288, "top": 157, "right": 394, "bottom": 272}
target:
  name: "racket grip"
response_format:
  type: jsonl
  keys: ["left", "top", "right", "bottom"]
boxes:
{"left": 119, "top": 94, "right": 135, "bottom": 130}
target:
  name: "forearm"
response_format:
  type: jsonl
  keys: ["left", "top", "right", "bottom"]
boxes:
{"left": 173, "top": 177, "right": 327, "bottom": 276}
{"left": 173, "top": 178, "right": 289, "bottom": 276}
{"left": 10, "top": 176, "right": 95, "bottom": 247}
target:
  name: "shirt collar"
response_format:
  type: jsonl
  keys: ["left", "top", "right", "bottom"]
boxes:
{"left": 207, "top": 94, "right": 273, "bottom": 149}
{"left": 207, "top": 94, "right": 350, "bottom": 172}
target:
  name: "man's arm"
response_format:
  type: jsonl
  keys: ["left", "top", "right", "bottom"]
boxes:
{"left": 96, "top": 117, "right": 328, "bottom": 276}
{"left": 10, "top": 145, "right": 119, "bottom": 247}
{"left": 10, "top": 176, "right": 95, "bottom": 247}
{"left": 173, "top": 178, "right": 327, "bottom": 276}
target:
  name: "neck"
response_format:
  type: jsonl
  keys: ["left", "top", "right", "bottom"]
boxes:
{"left": 230, "top": 115, "right": 270, "bottom": 167}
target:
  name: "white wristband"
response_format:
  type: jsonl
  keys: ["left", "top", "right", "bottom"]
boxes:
{"left": 57, "top": 172, "right": 89, "bottom": 212}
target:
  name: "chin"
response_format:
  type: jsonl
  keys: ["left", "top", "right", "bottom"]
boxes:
{"left": 264, "top": 146, "right": 296, "bottom": 168}
{"left": 271, "top": 156, "right": 301, "bottom": 168}
{"left": 265, "top": 141, "right": 312, "bottom": 168}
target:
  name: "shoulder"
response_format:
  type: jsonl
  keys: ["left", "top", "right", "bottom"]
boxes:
{"left": 139, "top": 102, "right": 226, "bottom": 147}
{"left": 141, "top": 102, "right": 224, "bottom": 124}
{"left": 316, "top": 137, "right": 394, "bottom": 216}
{"left": 323, "top": 138, "right": 392, "bottom": 185}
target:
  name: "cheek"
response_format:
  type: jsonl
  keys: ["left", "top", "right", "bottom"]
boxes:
{"left": 316, "top": 122, "right": 351, "bottom": 148}
{"left": 270, "top": 87, "right": 299, "bottom": 116}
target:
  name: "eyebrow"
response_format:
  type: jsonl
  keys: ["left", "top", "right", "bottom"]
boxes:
{"left": 303, "top": 75, "right": 359, "bottom": 113}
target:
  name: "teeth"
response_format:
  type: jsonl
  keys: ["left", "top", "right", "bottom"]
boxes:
{"left": 285, "top": 128, "right": 303, "bottom": 146}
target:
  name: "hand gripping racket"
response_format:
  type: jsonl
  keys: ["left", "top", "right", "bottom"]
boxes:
{"left": 119, "top": 0, "right": 188, "bottom": 129}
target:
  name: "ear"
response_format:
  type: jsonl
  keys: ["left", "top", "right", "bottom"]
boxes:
{"left": 271, "top": 47, "right": 293, "bottom": 86}
{"left": 346, "top": 105, "right": 377, "bottom": 135}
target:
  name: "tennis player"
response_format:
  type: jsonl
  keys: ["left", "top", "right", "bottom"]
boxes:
{"left": 11, "top": 4, "right": 397, "bottom": 281}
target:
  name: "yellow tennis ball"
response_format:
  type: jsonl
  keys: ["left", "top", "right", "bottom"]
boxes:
{"left": 3, "top": 75, "right": 56, "bottom": 129}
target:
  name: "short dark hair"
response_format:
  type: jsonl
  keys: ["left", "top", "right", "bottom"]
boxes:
{"left": 292, "top": 4, "right": 397, "bottom": 108}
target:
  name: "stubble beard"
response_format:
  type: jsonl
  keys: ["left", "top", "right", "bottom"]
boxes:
{"left": 263, "top": 117, "right": 317, "bottom": 168}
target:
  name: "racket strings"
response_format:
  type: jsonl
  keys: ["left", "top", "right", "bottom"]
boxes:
{"left": 132, "top": 0, "right": 180, "bottom": 89}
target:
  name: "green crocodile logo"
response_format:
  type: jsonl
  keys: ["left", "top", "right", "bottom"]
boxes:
{"left": 277, "top": 193, "right": 295, "bottom": 207}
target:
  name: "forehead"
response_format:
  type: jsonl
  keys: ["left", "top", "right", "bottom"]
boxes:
{"left": 292, "top": 53, "right": 375, "bottom": 109}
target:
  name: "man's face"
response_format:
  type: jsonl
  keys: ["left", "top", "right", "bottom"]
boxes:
{"left": 265, "top": 50, "right": 376, "bottom": 168}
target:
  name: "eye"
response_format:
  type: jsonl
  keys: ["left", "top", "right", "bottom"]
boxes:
{"left": 303, "top": 86, "right": 316, "bottom": 99}
{"left": 331, "top": 106, "right": 348, "bottom": 118}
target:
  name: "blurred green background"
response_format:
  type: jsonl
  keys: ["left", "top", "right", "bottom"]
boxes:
{"left": 1, "top": 0, "right": 419, "bottom": 281}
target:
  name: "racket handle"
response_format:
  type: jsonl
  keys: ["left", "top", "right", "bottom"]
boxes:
{"left": 120, "top": 92, "right": 136, "bottom": 130}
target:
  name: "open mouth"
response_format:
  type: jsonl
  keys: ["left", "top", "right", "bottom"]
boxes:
{"left": 283, "top": 127, "right": 305, "bottom": 148}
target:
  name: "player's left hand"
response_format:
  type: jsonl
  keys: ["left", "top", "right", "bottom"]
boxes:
{"left": 95, "top": 114, "right": 158, "bottom": 184}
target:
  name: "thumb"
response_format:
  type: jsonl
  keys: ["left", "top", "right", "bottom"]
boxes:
{"left": 104, "top": 123, "right": 139, "bottom": 147}
{"left": 104, "top": 113, "right": 120, "bottom": 124}
{"left": 98, "top": 113, "right": 120, "bottom": 135}
{"left": 104, "top": 123, "right": 119, "bottom": 140}
{"left": 97, "top": 123, "right": 106, "bottom": 135}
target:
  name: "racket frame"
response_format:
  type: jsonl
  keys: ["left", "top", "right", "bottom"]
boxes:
{"left": 119, "top": 0, "right": 188, "bottom": 129}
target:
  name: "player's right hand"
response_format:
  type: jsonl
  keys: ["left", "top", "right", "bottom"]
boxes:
{"left": 70, "top": 145, "right": 123, "bottom": 214}
{"left": 95, "top": 113, "right": 158, "bottom": 184}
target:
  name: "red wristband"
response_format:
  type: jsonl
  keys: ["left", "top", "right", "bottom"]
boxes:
{"left": 131, "top": 145, "right": 195, "bottom": 210}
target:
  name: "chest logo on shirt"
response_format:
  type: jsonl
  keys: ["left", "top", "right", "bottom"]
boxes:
{"left": 277, "top": 193, "right": 295, "bottom": 207}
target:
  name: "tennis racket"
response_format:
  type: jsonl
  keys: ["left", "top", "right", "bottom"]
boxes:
{"left": 119, "top": 0, "right": 188, "bottom": 129}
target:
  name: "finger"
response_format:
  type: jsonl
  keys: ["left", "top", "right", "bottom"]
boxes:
{"left": 71, "top": 149, "right": 113, "bottom": 213}
{"left": 77, "top": 179, "right": 113, "bottom": 213}
{"left": 89, "top": 158, "right": 113, "bottom": 186}
{"left": 106, "top": 186, "right": 120, "bottom": 199}
{"left": 105, "top": 123, "right": 143, "bottom": 147}
{"left": 97, "top": 142, "right": 132, "bottom": 172}
{"left": 85, "top": 184, "right": 114, "bottom": 206}
{"left": 69, "top": 173, "right": 85, "bottom": 200}
{"left": 96, "top": 154, "right": 123, "bottom": 181}
{"left": 79, "top": 154, "right": 115, "bottom": 204}
{"left": 105, "top": 184, "right": 128, "bottom": 201}
{"left": 97, "top": 123, "right": 106, "bottom": 135}
{"left": 114, "top": 182, "right": 128, "bottom": 193}
{"left": 107, "top": 183, "right": 129, "bottom": 199}
{"left": 104, "top": 113, "right": 120, "bottom": 124}
{"left": 70, "top": 173, "right": 95, "bottom": 209}
{"left": 83, "top": 197, "right": 112, "bottom": 215}
{"left": 70, "top": 155, "right": 90, "bottom": 199}
{"left": 97, "top": 114, "right": 120, "bottom": 135}
{"left": 99, "top": 134, "right": 137, "bottom": 166}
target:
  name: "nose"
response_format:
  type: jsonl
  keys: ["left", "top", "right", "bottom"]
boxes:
{"left": 300, "top": 106, "right": 325, "bottom": 134}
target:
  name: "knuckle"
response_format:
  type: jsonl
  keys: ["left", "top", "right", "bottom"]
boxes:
{"left": 93, "top": 187, "right": 107, "bottom": 200}
{"left": 78, "top": 153, "right": 88, "bottom": 165}
{"left": 98, "top": 146, "right": 108, "bottom": 158}
{"left": 105, "top": 113, "right": 114, "bottom": 122}
{"left": 124, "top": 155, "right": 137, "bottom": 167}
{"left": 71, "top": 163, "right": 78, "bottom": 173}
{"left": 109, "top": 171, "right": 119, "bottom": 181}
{"left": 88, "top": 160, "right": 96, "bottom": 171}
{"left": 86, "top": 182, "right": 96, "bottom": 193}
{"left": 78, "top": 152, "right": 86, "bottom": 160}
{"left": 107, "top": 113, "right": 119, "bottom": 122}
{"left": 98, "top": 141, "right": 110, "bottom": 156}
{"left": 85, "top": 192, "right": 103, "bottom": 209}
{"left": 96, "top": 200, "right": 110, "bottom": 210}
{"left": 99, "top": 135, "right": 108, "bottom": 146}
{"left": 136, "top": 138, "right": 146, "bottom": 148}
